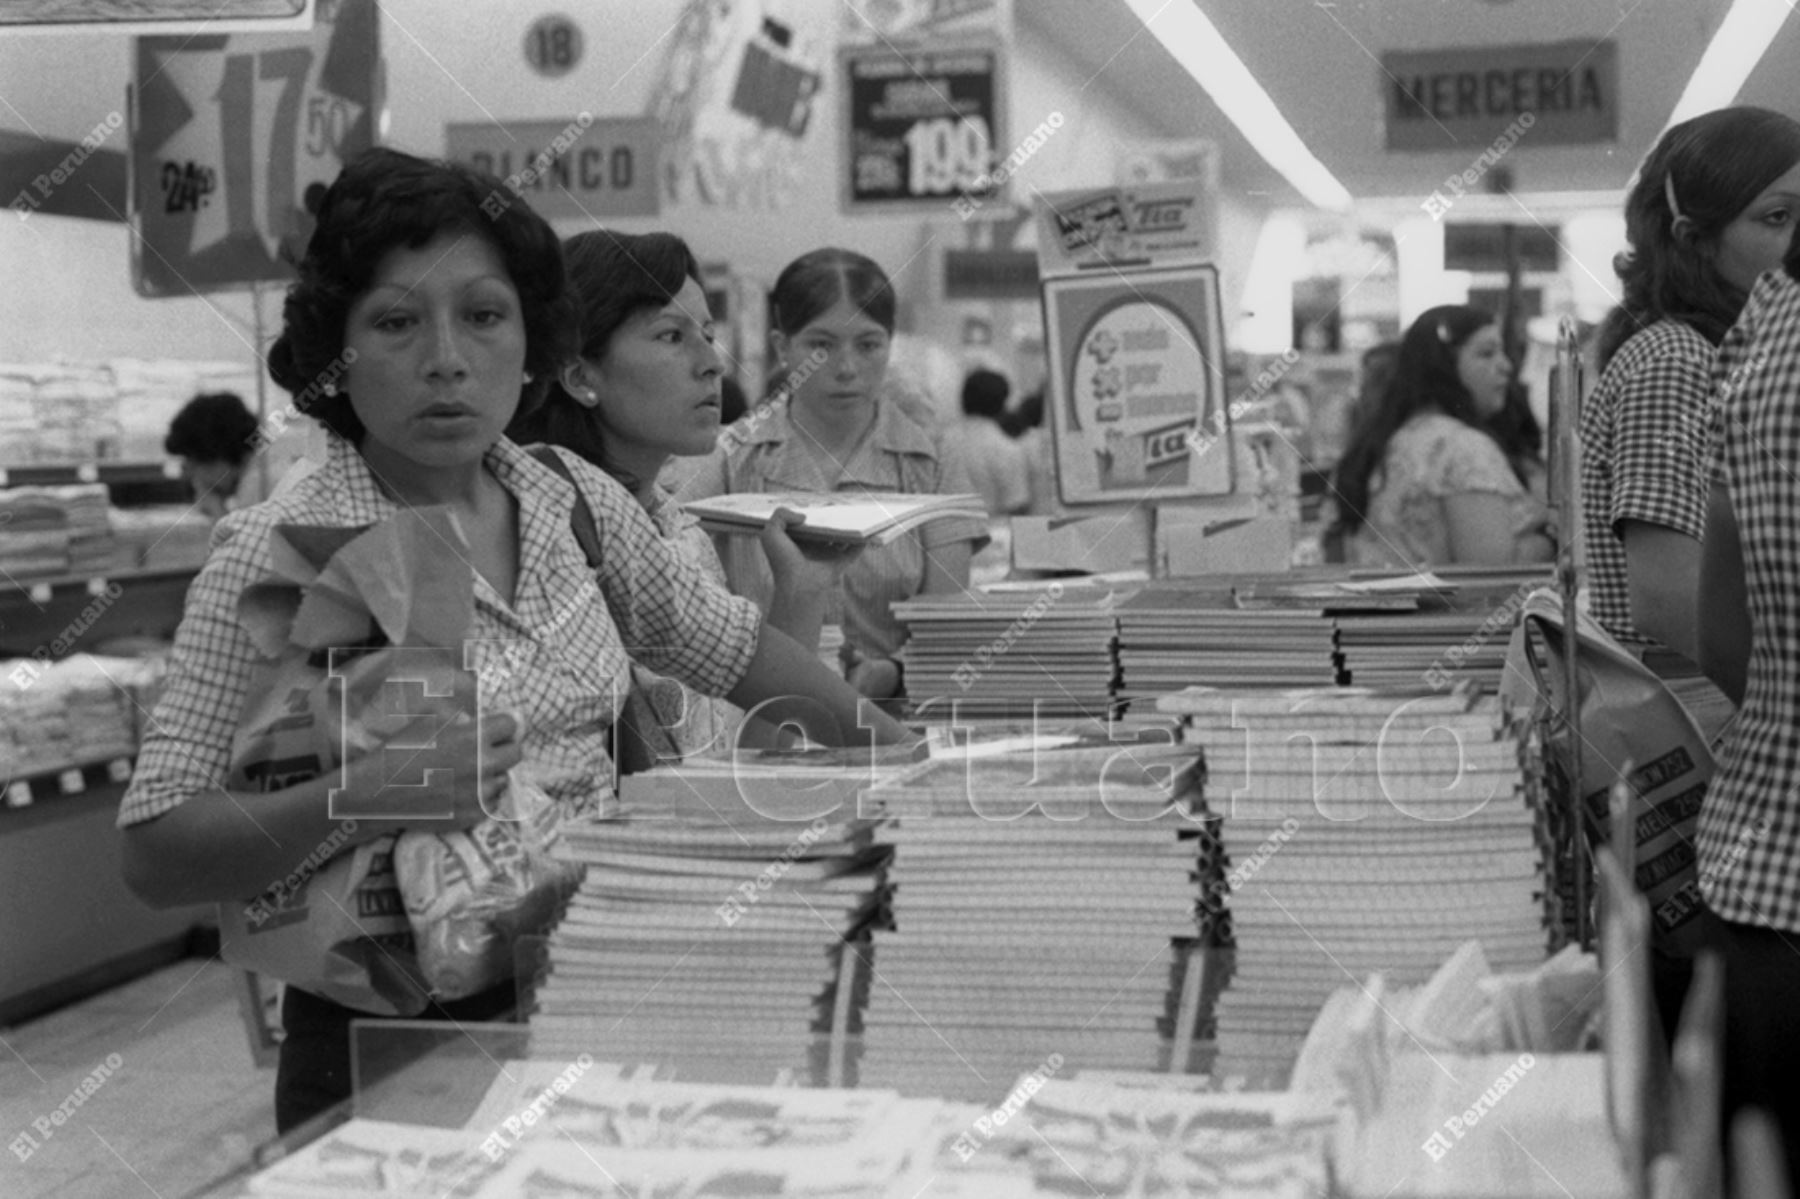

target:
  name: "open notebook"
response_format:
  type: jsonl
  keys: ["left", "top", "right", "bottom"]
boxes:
{"left": 681, "top": 491, "right": 987, "bottom": 545}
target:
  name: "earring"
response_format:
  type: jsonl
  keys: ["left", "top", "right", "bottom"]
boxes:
{"left": 322, "top": 382, "right": 338, "bottom": 396}
{"left": 523, "top": 371, "right": 535, "bottom": 384}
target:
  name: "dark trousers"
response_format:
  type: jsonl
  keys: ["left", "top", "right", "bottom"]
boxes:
{"left": 274, "top": 983, "right": 516, "bottom": 1134}
{"left": 1713, "top": 914, "right": 1800, "bottom": 1187}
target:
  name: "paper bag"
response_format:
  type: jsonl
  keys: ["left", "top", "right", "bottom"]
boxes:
{"left": 1501, "top": 589, "right": 1719, "bottom": 957}
{"left": 218, "top": 508, "right": 478, "bottom": 1016}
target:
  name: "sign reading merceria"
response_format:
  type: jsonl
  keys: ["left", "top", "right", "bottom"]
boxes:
{"left": 1382, "top": 40, "right": 1616, "bottom": 151}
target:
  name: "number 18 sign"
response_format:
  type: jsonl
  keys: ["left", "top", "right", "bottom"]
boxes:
{"left": 839, "top": 39, "right": 1004, "bottom": 215}
{"left": 130, "top": 0, "right": 380, "bottom": 297}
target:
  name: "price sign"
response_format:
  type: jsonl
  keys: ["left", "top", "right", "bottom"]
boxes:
{"left": 130, "top": 0, "right": 381, "bottom": 297}
{"left": 839, "top": 40, "right": 1004, "bottom": 214}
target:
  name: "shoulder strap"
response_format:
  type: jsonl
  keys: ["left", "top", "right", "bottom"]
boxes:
{"left": 530, "top": 446, "right": 603, "bottom": 569}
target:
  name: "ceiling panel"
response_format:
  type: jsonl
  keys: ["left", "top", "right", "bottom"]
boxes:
{"left": 1020, "top": 0, "right": 1778, "bottom": 208}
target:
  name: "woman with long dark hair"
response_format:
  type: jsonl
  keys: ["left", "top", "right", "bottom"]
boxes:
{"left": 1582, "top": 106, "right": 1800, "bottom": 710}
{"left": 1331, "top": 305, "right": 1551, "bottom": 568}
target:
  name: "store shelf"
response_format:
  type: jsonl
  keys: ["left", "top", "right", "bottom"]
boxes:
{"left": 2, "top": 753, "right": 135, "bottom": 813}
{"left": 0, "top": 563, "right": 200, "bottom": 604}
{"left": 0, "top": 459, "right": 184, "bottom": 487}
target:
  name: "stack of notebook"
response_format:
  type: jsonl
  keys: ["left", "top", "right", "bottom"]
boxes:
{"left": 1161, "top": 685, "right": 1550, "bottom": 1086}
{"left": 532, "top": 749, "right": 924, "bottom": 1076}
{"left": 892, "top": 587, "right": 1122, "bottom": 721}
{"left": 857, "top": 741, "right": 1206, "bottom": 1099}
{"left": 1116, "top": 586, "right": 1340, "bottom": 705}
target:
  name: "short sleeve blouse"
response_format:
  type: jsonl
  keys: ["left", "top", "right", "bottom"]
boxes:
{"left": 1579, "top": 318, "right": 1716, "bottom": 649}
{"left": 1348, "top": 412, "right": 1545, "bottom": 569}
{"left": 676, "top": 398, "right": 988, "bottom": 659}
{"left": 119, "top": 435, "right": 762, "bottom": 828}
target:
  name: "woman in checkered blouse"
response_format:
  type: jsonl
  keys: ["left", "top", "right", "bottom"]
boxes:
{"left": 116, "top": 149, "right": 912, "bottom": 1132}
{"left": 1581, "top": 107, "right": 1800, "bottom": 744}
{"left": 508, "top": 228, "right": 852, "bottom": 759}
{"left": 1699, "top": 239, "right": 1800, "bottom": 1188}
{"left": 1330, "top": 304, "right": 1554, "bottom": 569}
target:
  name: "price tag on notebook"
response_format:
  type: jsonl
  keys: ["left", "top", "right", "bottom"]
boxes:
{"left": 5, "top": 780, "right": 31, "bottom": 807}
{"left": 161, "top": 459, "right": 183, "bottom": 480}
{"left": 86, "top": 577, "right": 107, "bottom": 597}
{"left": 58, "top": 769, "right": 85, "bottom": 795}
{"left": 107, "top": 758, "right": 133, "bottom": 784}
{"left": 28, "top": 583, "right": 51, "bottom": 604}
{"left": 76, "top": 463, "right": 99, "bottom": 483}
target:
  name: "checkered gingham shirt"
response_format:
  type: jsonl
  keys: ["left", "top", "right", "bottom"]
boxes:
{"left": 1580, "top": 318, "right": 1717, "bottom": 650}
{"left": 1702, "top": 267, "right": 1800, "bottom": 932}
{"left": 118, "top": 435, "right": 761, "bottom": 829}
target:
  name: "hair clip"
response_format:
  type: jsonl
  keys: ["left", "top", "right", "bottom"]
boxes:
{"left": 1665, "top": 173, "right": 1694, "bottom": 238}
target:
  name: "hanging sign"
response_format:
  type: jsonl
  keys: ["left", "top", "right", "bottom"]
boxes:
{"left": 129, "top": 0, "right": 380, "bottom": 297}
{"left": 523, "top": 14, "right": 583, "bottom": 79}
{"left": 1040, "top": 263, "right": 1230, "bottom": 505}
{"left": 1382, "top": 40, "right": 1618, "bottom": 151}
{"left": 445, "top": 117, "right": 659, "bottom": 221}
{"left": 839, "top": 39, "right": 1003, "bottom": 214}
{"left": 1033, "top": 179, "right": 1216, "bottom": 276}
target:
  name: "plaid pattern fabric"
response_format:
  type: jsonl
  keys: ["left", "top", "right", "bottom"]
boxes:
{"left": 1580, "top": 318, "right": 1716, "bottom": 650}
{"left": 1701, "top": 268, "right": 1800, "bottom": 931}
{"left": 677, "top": 398, "right": 988, "bottom": 658}
{"left": 119, "top": 435, "right": 761, "bottom": 828}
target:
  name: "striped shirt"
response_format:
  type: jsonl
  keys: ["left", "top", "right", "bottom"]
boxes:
{"left": 119, "top": 434, "right": 761, "bottom": 828}
{"left": 1580, "top": 319, "right": 1716, "bottom": 650}
{"left": 1701, "top": 268, "right": 1800, "bottom": 932}
{"left": 676, "top": 398, "right": 987, "bottom": 660}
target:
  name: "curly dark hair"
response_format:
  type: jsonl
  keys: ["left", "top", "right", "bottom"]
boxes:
{"left": 266, "top": 147, "right": 578, "bottom": 443}
{"left": 1598, "top": 106, "right": 1800, "bottom": 368}
{"left": 506, "top": 229, "right": 703, "bottom": 484}
{"left": 1331, "top": 305, "right": 1505, "bottom": 536}
{"left": 164, "top": 392, "right": 260, "bottom": 466}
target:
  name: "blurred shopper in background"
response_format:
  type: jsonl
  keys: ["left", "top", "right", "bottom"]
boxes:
{"left": 164, "top": 391, "right": 262, "bottom": 518}
{"left": 679, "top": 247, "right": 987, "bottom": 701}
{"left": 1331, "top": 305, "right": 1552, "bottom": 568}
{"left": 507, "top": 229, "right": 850, "bottom": 758}
{"left": 1005, "top": 388, "right": 1061, "bottom": 516}
{"left": 1484, "top": 382, "right": 1548, "bottom": 503}
{"left": 1582, "top": 105, "right": 1800, "bottom": 745}
{"left": 947, "top": 367, "right": 1030, "bottom": 518}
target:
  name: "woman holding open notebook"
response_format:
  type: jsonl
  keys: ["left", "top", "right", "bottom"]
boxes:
{"left": 678, "top": 248, "right": 987, "bottom": 702}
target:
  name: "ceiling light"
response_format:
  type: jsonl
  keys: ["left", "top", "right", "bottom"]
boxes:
{"left": 1121, "top": 0, "right": 1352, "bottom": 211}
{"left": 1662, "top": 0, "right": 1792, "bottom": 129}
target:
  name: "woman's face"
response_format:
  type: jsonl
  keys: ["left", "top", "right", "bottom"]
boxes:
{"left": 588, "top": 277, "right": 723, "bottom": 458}
{"left": 1455, "top": 323, "right": 1511, "bottom": 418}
{"left": 776, "top": 296, "right": 891, "bottom": 421}
{"left": 340, "top": 231, "right": 527, "bottom": 477}
{"left": 1712, "top": 160, "right": 1800, "bottom": 293}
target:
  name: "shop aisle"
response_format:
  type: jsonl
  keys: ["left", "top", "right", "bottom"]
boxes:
{"left": 0, "top": 958, "right": 275, "bottom": 1199}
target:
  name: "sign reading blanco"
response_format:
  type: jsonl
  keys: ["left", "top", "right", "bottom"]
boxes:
{"left": 1382, "top": 40, "right": 1616, "bottom": 151}
{"left": 446, "top": 117, "right": 659, "bottom": 220}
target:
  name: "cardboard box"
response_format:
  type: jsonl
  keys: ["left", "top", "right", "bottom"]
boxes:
{"left": 1009, "top": 508, "right": 1151, "bottom": 574}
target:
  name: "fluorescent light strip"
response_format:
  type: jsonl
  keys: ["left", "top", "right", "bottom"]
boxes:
{"left": 1122, "top": 0, "right": 1352, "bottom": 211}
{"left": 1663, "top": 0, "right": 1792, "bottom": 129}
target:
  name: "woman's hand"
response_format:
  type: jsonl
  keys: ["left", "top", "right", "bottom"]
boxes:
{"left": 758, "top": 508, "right": 860, "bottom": 655}
{"left": 759, "top": 507, "right": 859, "bottom": 594}
{"left": 345, "top": 703, "right": 525, "bottom": 832}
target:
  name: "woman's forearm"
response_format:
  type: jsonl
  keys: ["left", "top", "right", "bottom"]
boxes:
{"left": 121, "top": 757, "right": 401, "bottom": 908}
{"left": 727, "top": 622, "right": 912, "bottom": 745}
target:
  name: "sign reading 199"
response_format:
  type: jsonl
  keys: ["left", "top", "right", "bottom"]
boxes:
{"left": 901, "top": 114, "right": 992, "bottom": 196}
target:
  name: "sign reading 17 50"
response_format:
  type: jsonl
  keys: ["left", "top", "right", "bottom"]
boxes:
{"left": 131, "top": 0, "right": 380, "bottom": 297}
